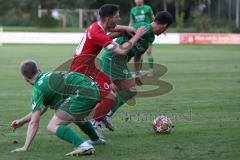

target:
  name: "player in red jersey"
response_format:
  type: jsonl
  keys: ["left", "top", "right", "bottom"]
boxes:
{"left": 69, "top": 4, "right": 146, "bottom": 137}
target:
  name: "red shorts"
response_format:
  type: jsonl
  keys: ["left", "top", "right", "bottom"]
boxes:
{"left": 70, "top": 66, "right": 113, "bottom": 99}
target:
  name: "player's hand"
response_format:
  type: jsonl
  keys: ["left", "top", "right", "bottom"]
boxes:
{"left": 135, "top": 26, "right": 147, "bottom": 39}
{"left": 11, "top": 120, "right": 23, "bottom": 131}
{"left": 125, "top": 26, "right": 136, "bottom": 36}
{"left": 11, "top": 147, "right": 28, "bottom": 153}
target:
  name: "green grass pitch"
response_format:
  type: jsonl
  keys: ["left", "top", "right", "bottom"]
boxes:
{"left": 0, "top": 44, "right": 240, "bottom": 160}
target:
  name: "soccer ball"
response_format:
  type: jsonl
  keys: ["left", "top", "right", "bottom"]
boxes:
{"left": 152, "top": 115, "right": 173, "bottom": 134}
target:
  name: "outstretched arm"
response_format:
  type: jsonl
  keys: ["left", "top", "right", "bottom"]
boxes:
{"left": 108, "top": 32, "right": 124, "bottom": 39}
{"left": 11, "top": 110, "right": 42, "bottom": 152}
{"left": 11, "top": 112, "right": 32, "bottom": 131}
{"left": 105, "top": 26, "right": 147, "bottom": 55}
{"left": 109, "top": 25, "right": 135, "bottom": 36}
{"left": 11, "top": 106, "right": 48, "bottom": 131}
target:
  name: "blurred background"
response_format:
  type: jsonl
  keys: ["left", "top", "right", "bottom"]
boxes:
{"left": 0, "top": 0, "right": 239, "bottom": 33}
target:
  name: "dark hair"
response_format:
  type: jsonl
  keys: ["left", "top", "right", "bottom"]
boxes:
{"left": 154, "top": 11, "right": 173, "bottom": 27}
{"left": 20, "top": 60, "right": 38, "bottom": 79}
{"left": 99, "top": 4, "right": 119, "bottom": 19}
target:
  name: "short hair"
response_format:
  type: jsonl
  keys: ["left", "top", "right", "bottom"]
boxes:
{"left": 154, "top": 11, "right": 173, "bottom": 27}
{"left": 99, "top": 4, "right": 120, "bottom": 19}
{"left": 20, "top": 60, "right": 38, "bottom": 79}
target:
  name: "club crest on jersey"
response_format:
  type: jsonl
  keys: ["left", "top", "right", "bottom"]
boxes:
{"left": 104, "top": 83, "right": 110, "bottom": 90}
{"left": 38, "top": 80, "right": 43, "bottom": 86}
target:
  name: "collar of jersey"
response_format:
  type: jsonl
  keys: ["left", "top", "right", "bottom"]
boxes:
{"left": 97, "top": 21, "right": 107, "bottom": 33}
{"left": 34, "top": 72, "right": 43, "bottom": 84}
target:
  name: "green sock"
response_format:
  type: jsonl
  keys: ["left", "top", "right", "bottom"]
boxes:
{"left": 110, "top": 95, "right": 124, "bottom": 115}
{"left": 76, "top": 121, "right": 99, "bottom": 141}
{"left": 111, "top": 89, "right": 136, "bottom": 116}
{"left": 148, "top": 57, "right": 154, "bottom": 69}
{"left": 56, "top": 125, "right": 83, "bottom": 147}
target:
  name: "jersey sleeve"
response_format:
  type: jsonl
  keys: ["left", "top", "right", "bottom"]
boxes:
{"left": 92, "top": 31, "right": 113, "bottom": 48}
{"left": 31, "top": 87, "right": 44, "bottom": 113}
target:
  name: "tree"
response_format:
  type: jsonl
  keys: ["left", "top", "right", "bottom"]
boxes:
{"left": 175, "top": 0, "right": 185, "bottom": 32}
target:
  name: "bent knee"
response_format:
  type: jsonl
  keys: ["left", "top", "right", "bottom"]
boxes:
{"left": 47, "top": 122, "right": 56, "bottom": 134}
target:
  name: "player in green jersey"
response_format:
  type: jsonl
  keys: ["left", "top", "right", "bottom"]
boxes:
{"left": 100, "top": 11, "right": 173, "bottom": 129}
{"left": 11, "top": 60, "right": 105, "bottom": 156}
{"left": 129, "top": 0, "right": 156, "bottom": 77}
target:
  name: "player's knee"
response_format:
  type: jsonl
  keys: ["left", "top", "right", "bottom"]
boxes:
{"left": 147, "top": 49, "right": 152, "bottom": 56}
{"left": 47, "top": 122, "right": 55, "bottom": 134}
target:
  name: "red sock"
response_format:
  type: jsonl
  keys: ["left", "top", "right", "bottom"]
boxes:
{"left": 93, "top": 98, "right": 116, "bottom": 122}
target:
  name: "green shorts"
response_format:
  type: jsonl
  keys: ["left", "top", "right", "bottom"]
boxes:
{"left": 100, "top": 51, "right": 132, "bottom": 81}
{"left": 58, "top": 94, "right": 98, "bottom": 119}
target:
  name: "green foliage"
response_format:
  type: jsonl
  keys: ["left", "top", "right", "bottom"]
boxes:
{"left": 88, "top": 0, "right": 133, "bottom": 25}
{"left": 0, "top": 9, "right": 36, "bottom": 26}
{"left": 194, "top": 9, "right": 210, "bottom": 32}
{"left": 175, "top": 0, "right": 185, "bottom": 32}
{"left": 37, "top": 14, "right": 60, "bottom": 28}
{"left": 232, "top": 27, "right": 240, "bottom": 33}
{"left": 0, "top": 0, "right": 238, "bottom": 33}
{"left": 176, "top": 11, "right": 184, "bottom": 32}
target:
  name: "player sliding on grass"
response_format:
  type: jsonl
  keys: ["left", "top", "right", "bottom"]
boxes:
{"left": 11, "top": 60, "right": 106, "bottom": 156}
{"left": 99, "top": 11, "right": 173, "bottom": 130}
{"left": 69, "top": 4, "right": 147, "bottom": 137}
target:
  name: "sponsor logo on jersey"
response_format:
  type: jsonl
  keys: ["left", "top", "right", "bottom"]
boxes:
{"left": 135, "top": 15, "right": 145, "bottom": 22}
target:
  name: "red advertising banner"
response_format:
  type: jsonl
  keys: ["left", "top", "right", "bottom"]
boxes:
{"left": 180, "top": 34, "right": 240, "bottom": 45}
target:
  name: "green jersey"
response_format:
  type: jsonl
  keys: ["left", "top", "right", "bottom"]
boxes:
{"left": 130, "top": 5, "right": 154, "bottom": 24}
{"left": 119, "top": 22, "right": 155, "bottom": 60}
{"left": 31, "top": 72, "right": 99, "bottom": 113}
{"left": 100, "top": 22, "right": 155, "bottom": 80}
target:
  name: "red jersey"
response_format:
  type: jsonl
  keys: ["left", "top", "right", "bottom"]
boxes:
{"left": 69, "top": 22, "right": 112, "bottom": 78}
{"left": 69, "top": 22, "right": 114, "bottom": 98}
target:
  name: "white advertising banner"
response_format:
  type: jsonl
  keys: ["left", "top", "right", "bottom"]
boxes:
{"left": 1, "top": 32, "right": 84, "bottom": 44}
{"left": 153, "top": 33, "right": 180, "bottom": 44}
{"left": 1, "top": 32, "right": 180, "bottom": 44}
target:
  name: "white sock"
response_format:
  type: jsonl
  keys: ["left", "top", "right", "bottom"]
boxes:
{"left": 107, "top": 111, "right": 112, "bottom": 117}
{"left": 80, "top": 142, "right": 94, "bottom": 150}
{"left": 91, "top": 119, "right": 101, "bottom": 126}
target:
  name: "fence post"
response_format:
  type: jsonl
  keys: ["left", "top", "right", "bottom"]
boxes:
{"left": 236, "top": 0, "right": 240, "bottom": 28}
{"left": 79, "top": 9, "right": 83, "bottom": 29}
